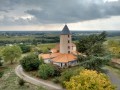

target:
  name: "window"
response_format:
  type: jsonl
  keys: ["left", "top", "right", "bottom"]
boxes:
{"left": 61, "top": 63, "right": 62, "bottom": 67}
{"left": 68, "top": 40, "right": 70, "bottom": 43}
{"left": 68, "top": 46, "right": 70, "bottom": 49}
{"left": 68, "top": 51, "right": 70, "bottom": 53}
{"left": 68, "top": 35, "right": 69, "bottom": 37}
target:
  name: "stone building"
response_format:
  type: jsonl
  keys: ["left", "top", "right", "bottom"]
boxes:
{"left": 39, "top": 25, "right": 78, "bottom": 68}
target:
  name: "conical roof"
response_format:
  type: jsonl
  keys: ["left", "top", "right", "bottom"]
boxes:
{"left": 61, "top": 25, "right": 71, "bottom": 35}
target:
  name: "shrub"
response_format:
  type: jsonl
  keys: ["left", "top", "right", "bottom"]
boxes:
{"left": 65, "top": 69, "right": 115, "bottom": 90}
{"left": 19, "top": 44, "right": 31, "bottom": 53}
{"left": 52, "top": 65, "right": 61, "bottom": 76}
{"left": 61, "top": 69, "right": 73, "bottom": 82}
{"left": 60, "top": 67, "right": 84, "bottom": 87}
{"left": 0, "top": 71, "right": 4, "bottom": 78}
{"left": 18, "top": 78, "right": 25, "bottom": 86}
{"left": 38, "top": 64, "right": 54, "bottom": 79}
{"left": 52, "top": 77, "right": 60, "bottom": 83}
{"left": 39, "top": 57, "right": 44, "bottom": 64}
{"left": 61, "top": 67, "right": 84, "bottom": 82}
{"left": 20, "top": 53, "right": 40, "bottom": 71}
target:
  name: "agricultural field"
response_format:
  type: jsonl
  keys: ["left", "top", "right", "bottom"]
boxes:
{"left": 37, "top": 43, "right": 56, "bottom": 51}
{"left": 107, "top": 36, "right": 120, "bottom": 41}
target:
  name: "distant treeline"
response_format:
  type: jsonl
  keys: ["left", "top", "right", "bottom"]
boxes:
{"left": 0, "top": 31, "right": 119, "bottom": 46}
{"left": 0, "top": 30, "right": 120, "bottom": 37}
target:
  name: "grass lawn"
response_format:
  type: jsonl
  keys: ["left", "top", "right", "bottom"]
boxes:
{"left": 36, "top": 43, "right": 56, "bottom": 53}
{"left": 37, "top": 43, "right": 56, "bottom": 50}
{"left": 0, "top": 63, "right": 46, "bottom": 90}
{"left": 107, "top": 36, "right": 120, "bottom": 41}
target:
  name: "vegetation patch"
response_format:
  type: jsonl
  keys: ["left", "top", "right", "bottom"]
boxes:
{"left": 65, "top": 69, "right": 115, "bottom": 90}
{"left": 0, "top": 64, "right": 45, "bottom": 90}
{"left": 20, "top": 53, "right": 41, "bottom": 71}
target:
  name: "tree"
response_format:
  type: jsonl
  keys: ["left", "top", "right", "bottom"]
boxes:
{"left": 79, "top": 55, "right": 110, "bottom": 71}
{"left": 19, "top": 44, "right": 31, "bottom": 53}
{"left": 65, "top": 69, "right": 115, "bottom": 90}
{"left": 2, "top": 45, "right": 22, "bottom": 64}
{"left": 38, "top": 64, "right": 55, "bottom": 79}
{"left": 20, "top": 53, "right": 40, "bottom": 71}
{"left": 59, "top": 67, "right": 84, "bottom": 87}
{"left": 76, "top": 31, "right": 107, "bottom": 56}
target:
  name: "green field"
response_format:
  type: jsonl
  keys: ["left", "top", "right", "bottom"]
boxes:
{"left": 37, "top": 43, "right": 56, "bottom": 51}
{"left": 107, "top": 36, "right": 120, "bottom": 41}
{"left": 0, "top": 35, "right": 34, "bottom": 41}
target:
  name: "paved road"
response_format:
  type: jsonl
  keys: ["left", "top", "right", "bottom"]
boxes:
{"left": 15, "top": 65, "right": 63, "bottom": 90}
{"left": 103, "top": 66, "right": 120, "bottom": 90}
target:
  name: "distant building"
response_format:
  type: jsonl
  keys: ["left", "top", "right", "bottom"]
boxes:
{"left": 39, "top": 25, "right": 79, "bottom": 68}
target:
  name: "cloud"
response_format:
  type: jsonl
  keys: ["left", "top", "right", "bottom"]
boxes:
{"left": 0, "top": 15, "right": 37, "bottom": 26}
{"left": 25, "top": 0, "right": 120, "bottom": 24}
{"left": 0, "top": 0, "right": 120, "bottom": 25}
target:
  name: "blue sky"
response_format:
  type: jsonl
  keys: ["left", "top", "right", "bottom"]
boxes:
{"left": 0, "top": 0, "right": 120, "bottom": 31}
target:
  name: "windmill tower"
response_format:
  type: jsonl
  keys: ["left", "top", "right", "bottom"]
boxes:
{"left": 60, "top": 25, "right": 72, "bottom": 54}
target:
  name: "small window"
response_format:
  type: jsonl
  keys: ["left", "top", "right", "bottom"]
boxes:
{"left": 68, "top": 35, "right": 69, "bottom": 37}
{"left": 68, "top": 51, "right": 70, "bottom": 53}
{"left": 68, "top": 46, "right": 70, "bottom": 49}
{"left": 68, "top": 40, "right": 70, "bottom": 43}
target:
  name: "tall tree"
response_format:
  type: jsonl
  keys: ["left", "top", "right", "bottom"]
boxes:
{"left": 76, "top": 31, "right": 107, "bottom": 56}
{"left": 77, "top": 32, "right": 109, "bottom": 71}
{"left": 2, "top": 45, "right": 22, "bottom": 64}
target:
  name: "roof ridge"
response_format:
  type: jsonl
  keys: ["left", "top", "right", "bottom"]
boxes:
{"left": 61, "top": 25, "right": 71, "bottom": 35}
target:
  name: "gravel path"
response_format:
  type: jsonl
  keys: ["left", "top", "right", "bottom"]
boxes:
{"left": 103, "top": 66, "right": 120, "bottom": 90}
{"left": 15, "top": 65, "right": 63, "bottom": 90}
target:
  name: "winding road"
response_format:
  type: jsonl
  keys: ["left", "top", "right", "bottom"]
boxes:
{"left": 103, "top": 66, "right": 120, "bottom": 90}
{"left": 15, "top": 65, "right": 63, "bottom": 90}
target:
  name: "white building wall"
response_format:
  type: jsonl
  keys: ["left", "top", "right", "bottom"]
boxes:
{"left": 60, "top": 35, "right": 72, "bottom": 54}
{"left": 44, "top": 59, "right": 51, "bottom": 63}
{"left": 72, "top": 46, "right": 76, "bottom": 51}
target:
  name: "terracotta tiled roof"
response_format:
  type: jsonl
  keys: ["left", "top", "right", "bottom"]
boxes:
{"left": 39, "top": 54, "right": 50, "bottom": 59}
{"left": 52, "top": 54, "right": 77, "bottom": 63}
{"left": 40, "top": 53, "right": 77, "bottom": 63}
{"left": 40, "top": 53, "right": 61, "bottom": 59}
{"left": 50, "top": 53, "right": 61, "bottom": 58}
{"left": 51, "top": 48, "right": 58, "bottom": 53}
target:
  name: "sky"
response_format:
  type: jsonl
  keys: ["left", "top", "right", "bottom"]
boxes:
{"left": 0, "top": 0, "right": 120, "bottom": 31}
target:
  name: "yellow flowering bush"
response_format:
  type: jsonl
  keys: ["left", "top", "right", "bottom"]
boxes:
{"left": 65, "top": 69, "right": 115, "bottom": 90}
